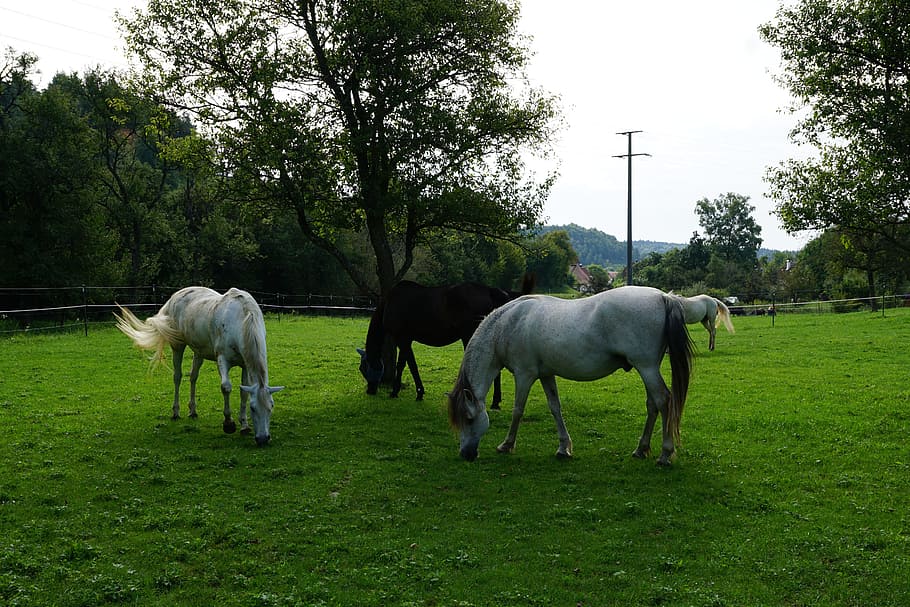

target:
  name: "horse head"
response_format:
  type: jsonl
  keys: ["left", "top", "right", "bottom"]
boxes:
{"left": 447, "top": 377, "right": 490, "bottom": 462}
{"left": 240, "top": 383, "right": 284, "bottom": 446}
{"left": 357, "top": 348, "right": 384, "bottom": 395}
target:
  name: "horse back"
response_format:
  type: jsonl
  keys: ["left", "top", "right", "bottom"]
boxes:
{"left": 486, "top": 288, "right": 672, "bottom": 378}
{"left": 164, "top": 287, "right": 262, "bottom": 366}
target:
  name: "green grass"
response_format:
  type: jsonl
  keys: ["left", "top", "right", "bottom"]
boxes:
{"left": 1, "top": 309, "right": 909, "bottom": 606}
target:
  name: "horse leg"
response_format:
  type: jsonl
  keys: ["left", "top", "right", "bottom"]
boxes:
{"left": 401, "top": 343, "right": 425, "bottom": 401}
{"left": 702, "top": 317, "right": 715, "bottom": 351}
{"left": 217, "top": 356, "right": 236, "bottom": 434}
{"left": 390, "top": 345, "right": 407, "bottom": 398}
{"left": 635, "top": 367, "right": 674, "bottom": 465}
{"left": 540, "top": 376, "right": 573, "bottom": 459}
{"left": 490, "top": 372, "right": 503, "bottom": 410}
{"left": 171, "top": 345, "right": 185, "bottom": 420}
{"left": 496, "top": 375, "right": 534, "bottom": 454}
{"left": 187, "top": 352, "right": 203, "bottom": 419}
{"left": 238, "top": 367, "right": 251, "bottom": 434}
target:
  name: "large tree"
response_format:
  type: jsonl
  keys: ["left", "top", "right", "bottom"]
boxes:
{"left": 0, "top": 52, "right": 120, "bottom": 290}
{"left": 760, "top": 0, "right": 910, "bottom": 260}
{"left": 695, "top": 193, "right": 763, "bottom": 265}
{"left": 120, "top": 0, "right": 559, "bottom": 298}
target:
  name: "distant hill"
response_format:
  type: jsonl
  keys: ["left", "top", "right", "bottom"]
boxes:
{"left": 538, "top": 224, "right": 787, "bottom": 267}
{"left": 538, "top": 224, "right": 684, "bottom": 268}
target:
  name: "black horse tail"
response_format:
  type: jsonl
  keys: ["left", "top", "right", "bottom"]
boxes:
{"left": 664, "top": 296, "right": 696, "bottom": 445}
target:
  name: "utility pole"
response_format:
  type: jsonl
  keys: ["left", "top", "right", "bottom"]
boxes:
{"left": 613, "top": 131, "right": 650, "bottom": 285}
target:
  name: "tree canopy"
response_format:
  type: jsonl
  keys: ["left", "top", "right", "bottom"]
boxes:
{"left": 760, "top": 0, "right": 910, "bottom": 265}
{"left": 120, "top": 0, "right": 560, "bottom": 297}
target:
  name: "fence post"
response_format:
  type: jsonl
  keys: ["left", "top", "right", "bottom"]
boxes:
{"left": 277, "top": 292, "right": 281, "bottom": 322}
{"left": 82, "top": 285, "right": 89, "bottom": 337}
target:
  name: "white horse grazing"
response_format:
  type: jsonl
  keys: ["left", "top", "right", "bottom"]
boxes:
{"left": 115, "top": 287, "right": 284, "bottom": 446}
{"left": 672, "top": 294, "right": 735, "bottom": 351}
{"left": 448, "top": 286, "right": 696, "bottom": 466}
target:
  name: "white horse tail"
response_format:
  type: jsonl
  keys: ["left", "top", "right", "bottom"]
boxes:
{"left": 663, "top": 297, "right": 696, "bottom": 445}
{"left": 714, "top": 298, "right": 735, "bottom": 333}
{"left": 114, "top": 305, "right": 183, "bottom": 368}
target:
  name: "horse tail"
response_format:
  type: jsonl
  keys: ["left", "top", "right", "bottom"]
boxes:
{"left": 714, "top": 298, "right": 735, "bottom": 333}
{"left": 664, "top": 297, "right": 696, "bottom": 445}
{"left": 114, "top": 305, "right": 182, "bottom": 368}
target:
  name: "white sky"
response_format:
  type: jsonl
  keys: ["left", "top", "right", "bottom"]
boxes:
{"left": 1, "top": 0, "right": 811, "bottom": 251}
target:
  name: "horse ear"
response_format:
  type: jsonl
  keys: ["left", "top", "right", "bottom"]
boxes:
{"left": 463, "top": 389, "right": 484, "bottom": 419}
{"left": 240, "top": 384, "right": 257, "bottom": 394}
{"left": 269, "top": 386, "right": 285, "bottom": 394}
{"left": 356, "top": 348, "right": 366, "bottom": 356}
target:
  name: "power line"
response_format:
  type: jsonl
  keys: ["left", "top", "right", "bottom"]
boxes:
{"left": 0, "top": 6, "right": 116, "bottom": 40}
{"left": 0, "top": 31, "right": 106, "bottom": 62}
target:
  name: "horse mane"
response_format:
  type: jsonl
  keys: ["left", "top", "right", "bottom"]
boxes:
{"left": 447, "top": 365, "right": 472, "bottom": 431}
{"left": 241, "top": 304, "right": 269, "bottom": 385}
{"left": 364, "top": 299, "right": 386, "bottom": 358}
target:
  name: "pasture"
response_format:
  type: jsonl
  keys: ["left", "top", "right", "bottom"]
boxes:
{"left": 1, "top": 309, "right": 909, "bottom": 606}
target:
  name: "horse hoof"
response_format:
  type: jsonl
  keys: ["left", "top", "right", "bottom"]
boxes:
{"left": 656, "top": 458, "right": 672, "bottom": 467}
{"left": 556, "top": 451, "right": 573, "bottom": 460}
{"left": 171, "top": 414, "right": 180, "bottom": 421}
{"left": 189, "top": 412, "right": 198, "bottom": 419}
{"left": 490, "top": 402, "right": 501, "bottom": 411}
{"left": 496, "top": 443, "right": 514, "bottom": 454}
{"left": 632, "top": 447, "right": 650, "bottom": 459}
{"left": 240, "top": 427, "right": 252, "bottom": 435}
{"left": 415, "top": 393, "right": 424, "bottom": 402}
{"left": 223, "top": 420, "right": 237, "bottom": 434}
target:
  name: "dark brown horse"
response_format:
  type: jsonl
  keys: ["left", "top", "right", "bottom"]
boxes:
{"left": 358, "top": 274, "right": 534, "bottom": 407}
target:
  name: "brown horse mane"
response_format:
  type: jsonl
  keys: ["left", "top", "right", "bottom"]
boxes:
{"left": 446, "top": 366, "right": 471, "bottom": 431}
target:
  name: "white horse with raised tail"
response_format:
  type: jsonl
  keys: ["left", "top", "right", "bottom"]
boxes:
{"left": 448, "top": 286, "right": 696, "bottom": 466}
{"left": 115, "top": 287, "right": 284, "bottom": 446}
{"left": 671, "top": 293, "right": 735, "bottom": 350}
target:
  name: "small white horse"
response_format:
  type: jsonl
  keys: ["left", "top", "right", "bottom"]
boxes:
{"left": 448, "top": 286, "right": 696, "bottom": 466}
{"left": 672, "top": 294, "right": 735, "bottom": 351}
{"left": 115, "top": 287, "right": 284, "bottom": 446}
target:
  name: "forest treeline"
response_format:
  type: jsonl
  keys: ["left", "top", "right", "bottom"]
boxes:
{"left": 4, "top": 0, "right": 910, "bottom": 310}
{"left": 0, "top": 58, "right": 578, "bottom": 304}
{"left": 2, "top": 59, "right": 906, "bottom": 311}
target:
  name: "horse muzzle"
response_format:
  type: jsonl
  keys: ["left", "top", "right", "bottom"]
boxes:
{"left": 459, "top": 442, "right": 480, "bottom": 462}
{"left": 255, "top": 434, "right": 271, "bottom": 447}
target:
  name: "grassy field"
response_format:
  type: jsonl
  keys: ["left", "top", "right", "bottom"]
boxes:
{"left": 1, "top": 307, "right": 909, "bottom": 606}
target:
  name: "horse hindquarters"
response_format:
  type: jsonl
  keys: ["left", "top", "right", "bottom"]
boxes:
{"left": 633, "top": 299, "right": 695, "bottom": 466}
